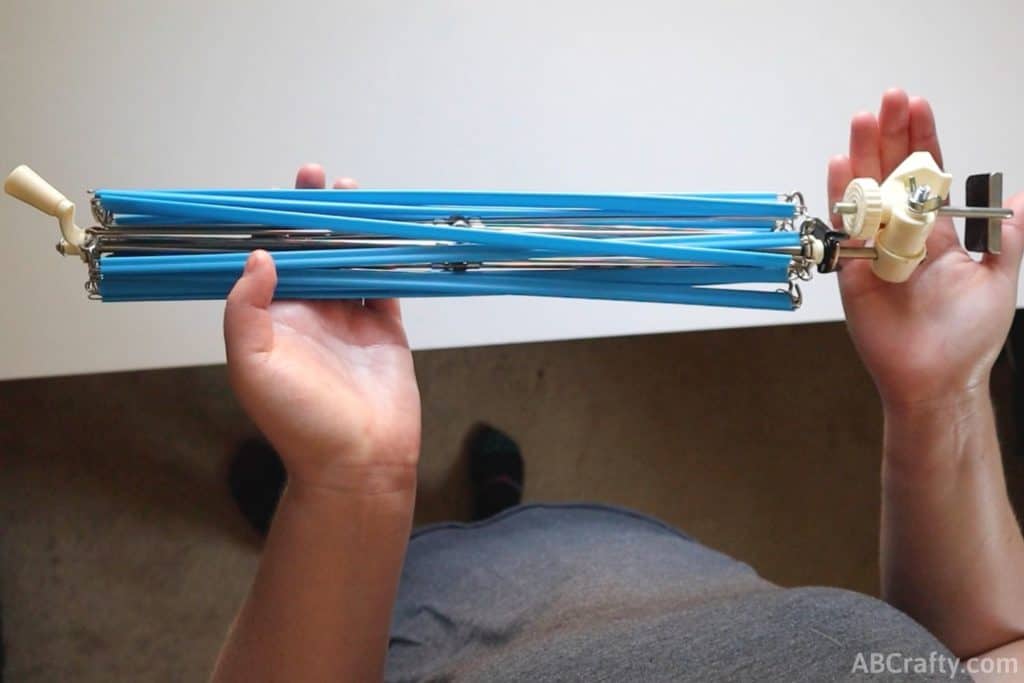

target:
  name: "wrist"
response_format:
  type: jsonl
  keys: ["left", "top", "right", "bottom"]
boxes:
{"left": 281, "top": 455, "right": 419, "bottom": 498}
{"left": 881, "top": 380, "right": 992, "bottom": 422}
{"left": 283, "top": 468, "right": 417, "bottom": 518}
{"left": 881, "top": 381, "right": 995, "bottom": 479}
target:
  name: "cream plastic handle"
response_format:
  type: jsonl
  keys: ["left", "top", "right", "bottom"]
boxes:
{"left": 4, "top": 165, "right": 84, "bottom": 255}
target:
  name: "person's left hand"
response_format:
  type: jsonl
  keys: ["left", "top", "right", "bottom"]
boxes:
{"left": 827, "top": 89, "right": 1024, "bottom": 411}
{"left": 223, "top": 164, "right": 421, "bottom": 495}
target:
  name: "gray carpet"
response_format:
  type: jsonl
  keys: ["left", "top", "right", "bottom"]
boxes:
{"left": 2, "top": 321, "right": 1020, "bottom": 681}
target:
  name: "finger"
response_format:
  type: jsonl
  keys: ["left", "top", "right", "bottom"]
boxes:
{"left": 983, "top": 191, "right": 1024, "bottom": 282}
{"left": 295, "top": 163, "right": 326, "bottom": 189}
{"left": 332, "top": 176, "right": 358, "bottom": 189}
{"left": 828, "top": 155, "right": 854, "bottom": 231}
{"left": 224, "top": 250, "right": 278, "bottom": 361}
{"left": 849, "top": 112, "right": 883, "bottom": 181}
{"left": 878, "top": 88, "right": 911, "bottom": 177}
{"left": 364, "top": 297, "right": 403, "bottom": 320}
{"left": 908, "top": 96, "right": 944, "bottom": 169}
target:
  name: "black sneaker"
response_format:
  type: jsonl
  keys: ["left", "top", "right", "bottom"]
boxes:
{"left": 227, "top": 436, "right": 286, "bottom": 537}
{"left": 466, "top": 424, "right": 524, "bottom": 521}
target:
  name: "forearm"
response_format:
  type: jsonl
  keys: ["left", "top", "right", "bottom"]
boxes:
{"left": 212, "top": 469, "right": 416, "bottom": 683}
{"left": 881, "top": 384, "right": 1024, "bottom": 656}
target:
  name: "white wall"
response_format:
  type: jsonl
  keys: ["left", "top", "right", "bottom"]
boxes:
{"left": 1, "top": 0, "right": 1022, "bottom": 379}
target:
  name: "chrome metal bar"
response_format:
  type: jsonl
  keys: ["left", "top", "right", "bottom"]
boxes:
{"left": 833, "top": 201, "right": 1012, "bottom": 220}
{"left": 102, "top": 223, "right": 754, "bottom": 238}
{"left": 89, "top": 224, "right": 769, "bottom": 253}
{"left": 837, "top": 246, "right": 877, "bottom": 260}
{"left": 939, "top": 206, "right": 1013, "bottom": 219}
{"left": 775, "top": 243, "right": 876, "bottom": 261}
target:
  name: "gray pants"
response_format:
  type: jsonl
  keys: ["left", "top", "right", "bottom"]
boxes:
{"left": 386, "top": 504, "right": 967, "bottom": 682}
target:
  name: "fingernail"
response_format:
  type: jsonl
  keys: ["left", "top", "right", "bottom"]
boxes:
{"left": 244, "top": 252, "right": 259, "bottom": 273}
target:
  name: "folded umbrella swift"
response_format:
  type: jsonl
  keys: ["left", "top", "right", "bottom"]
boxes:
{"left": 4, "top": 151, "right": 1012, "bottom": 310}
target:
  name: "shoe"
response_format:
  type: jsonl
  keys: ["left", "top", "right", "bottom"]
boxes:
{"left": 466, "top": 423, "right": 524, "bottom": 521}
{"left": 226, "top": 436, "right": 286, "bottom": 537}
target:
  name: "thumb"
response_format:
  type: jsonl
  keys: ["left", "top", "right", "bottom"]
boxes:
{"left": 984, "top": 191, "right": 1024, "bottom": 284}
{"left": 224, "top": 250, "right": 278, "bottom": 363}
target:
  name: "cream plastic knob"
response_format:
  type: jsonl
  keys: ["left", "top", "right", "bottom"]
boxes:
{"left": 4, "top": 165, "right": 84, "bottom": 255}
{"left": 841, "top": 178, "right": 884, "bottom": 239}
{"left": 5, "top": 165, "right": 68, "bottom": 216}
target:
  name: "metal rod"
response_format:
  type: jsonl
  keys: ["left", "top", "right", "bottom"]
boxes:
{"left": 97, "top": 223, "right": 760, "bottom": 239}
{"left": 776, "top": 243, "right": 876, "bottom": 260}
{"left": 832, "top": 201, "right": 1012, "bottom": 220}
{"left": 90, "top": 225, "right": 793, "bottom": 254}
{"left": 837, "top": 246, "right": 877, "bottom": 260}
{"left": 938, "top": 206, "right": 1014, "bottom": 219}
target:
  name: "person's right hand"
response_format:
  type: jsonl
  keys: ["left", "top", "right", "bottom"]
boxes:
{"left": 223, "top": 164, "right": 421, "bottom": 496}
{"left": 827, "top": 89, "right": 1024, "bottom": 411}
